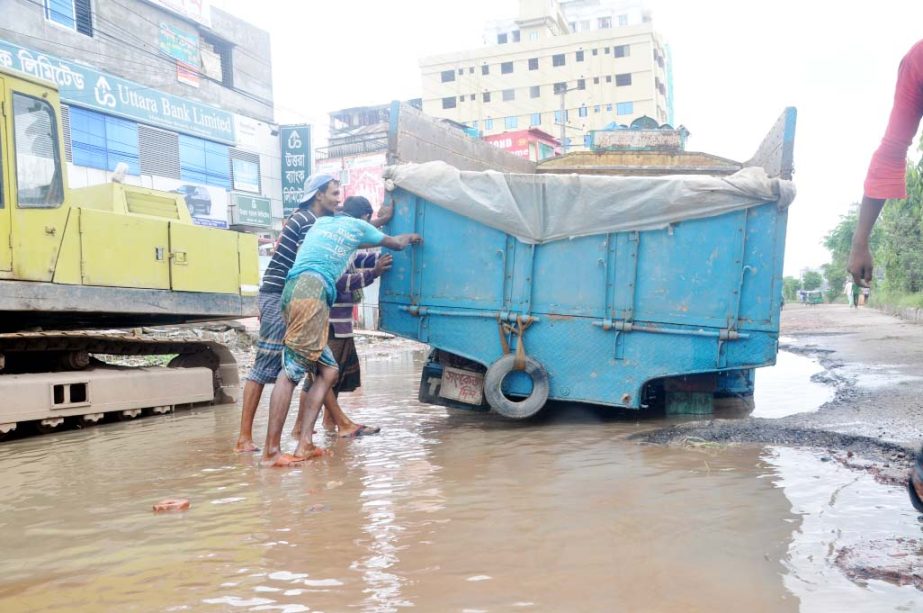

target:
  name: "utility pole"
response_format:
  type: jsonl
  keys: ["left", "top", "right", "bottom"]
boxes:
{"left": 558, "top": 85, "right": 580, "bottom": 154}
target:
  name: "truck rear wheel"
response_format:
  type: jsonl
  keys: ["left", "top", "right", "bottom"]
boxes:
{"left": 484, "top": 354, "right": 549, "bottom": 419}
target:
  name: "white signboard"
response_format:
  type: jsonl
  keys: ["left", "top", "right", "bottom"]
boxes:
{"left": 439, "top": 367, "right": 485, "bottom": 405}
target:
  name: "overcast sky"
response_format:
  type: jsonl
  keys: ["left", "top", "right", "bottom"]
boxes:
{"left": 214, "top": 0, "right": 923, "bottom": 276}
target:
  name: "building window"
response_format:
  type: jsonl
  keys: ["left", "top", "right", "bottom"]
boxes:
{"left": 577, "top": 79, "right": 585, "bottom": 90}
{"left": 498, "top": 33, "right": 508, "bottom": 44}
{"left": 441, "top": 70, "right": 455, "bottom": 83}
{"left": 554, "top": 110, "right": 567, "bottom": 124}
{"left": 44, "top": 0, "right": 93, "bottom": 36}
{"left": 594, "top": 105, "right": 600, "bottom": 113}
{"left": 458, "top": 68, "right": 464, "bottom": 75}
{"left": 482, "top": 64, "right": 490, "bottom": 75}
{"left": 458, "top": 96, "right": 465, "bottom": 103}
{"left": 230, "top": 150, "right": 261, "bottom": 193}
{"left": 138, "top": 125, "right": 180, "bottom": 178}
{"left": 552, "top": 54, "right": 565, "bottom": 67}
{"left": 471, "top": 120, "right": 479, "bottom": 129}
{"left": 69, "top": 106, "right": 140, "bottom": 175}
{"left": 512, "top": 30, "right": 520, "bottom": 42}
{"left": 592, "top": 48, "right": 598, "bottom": 56}
{"left": 201, "top": 33, "right": 234, "bottom": 88}
{"left": 528, "top": 57, "right": 538, "bottom": 70}
{"left": 576, "top": 50, "right": 584, "bottom": 62}
{"left": 614, "top": 45, "right": 630, "bottom": 58}
{"left": 442, "top": 96, "right": 457, "bottom": 109}
{"left": 530, "top": 85, "right": 540, "bottom": 98}
{"left": 485, "top": 118, "right": 494, "bottom": 130}
{"left": 578, "top": 106, "right": 588, "bottom": 117}
{"left": 13, "top": 93, "right": 63, "bottom": 208}
{"left": 618, "top": 14, "right": 628, "bottom": 26}
{"left": 598, "top": 16, "right": 612, "bottom": 29}
{"left": 502, "top": 88, "right": 515, "bottom": 101}
{"left": 604, "top": 47, "right": 610, "bottom": 54}
{"left": 605, "top": 75, "right": 612, "bottom": 83}
{"left": 616, "top": 101, "right": 634, "bottom": 115}
{"left": 530, "top": 113, "right": 541, "bottom": 126}
{"left": 179, "top": 135, "right": 230, "bottom": 188}
{"left": 504, "top": 116, "right": 518, "bottom": 129}
{"left": 593, "top": 77, "right": 600, "bottom": 84}
{"left": 606, "top": 104, "right": 613, "bottom": 112}
{"left": 530, "top": 31, "right": 539, "bottom": 41}
{"left": 584, "top": 134, "right": 593, "bottom": 148}
{"left": 483, "top": 92, "right": 491, "bottom": 103}
{"left": 501, "top": 61, "right": 514, "bottom": 74}
{"left": 469, "top": 66, "right": 474, "bottom": 74}
{"left": 553, "top": 82, "right": 567, "bottom": 95}
{"left": 470, "top": 94, "right": 476, "bottom": 101}
{"left": 615, "top": 73, "right": 632, "bottom": 86}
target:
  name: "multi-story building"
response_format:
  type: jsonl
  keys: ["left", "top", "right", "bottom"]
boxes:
{"left": 1, "top": 0, "right": 280, "bottom": 233}
{"left": 420, "top": 0, "right": 672, "bottom": 150}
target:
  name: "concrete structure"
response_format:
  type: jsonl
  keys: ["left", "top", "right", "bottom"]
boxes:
{"left": 420, "top": 0, "right": 672, "bottom": 151}
{"left": 1, "top": 0, "right": 280, "bottom": 233}
{"left": 483, "top": 128, "right": 560, "bottom": 161}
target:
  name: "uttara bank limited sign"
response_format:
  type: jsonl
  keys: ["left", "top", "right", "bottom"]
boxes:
{"left": 0, "top": 38, "right": 235, "bottom": 144}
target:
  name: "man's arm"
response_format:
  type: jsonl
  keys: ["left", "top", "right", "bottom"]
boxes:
{"left": 849, "top": 40, "right": 923, "bottom": 286}
{"left": 847, "top": 196, "right": 885, "bottom": 286}
{"left": 371, "top": 201, "right": 394, "bottom": 228}
{"left": 378, "top": 233, "right": 423, "bottom": 251}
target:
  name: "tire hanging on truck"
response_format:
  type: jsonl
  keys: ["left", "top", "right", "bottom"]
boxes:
{"left": 484, "top": 315, "right": 549, "bottom": 419}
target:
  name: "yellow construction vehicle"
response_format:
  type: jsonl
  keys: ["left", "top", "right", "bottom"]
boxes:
{"left": 0, "top": 67, "right": 259, "bottom": 438}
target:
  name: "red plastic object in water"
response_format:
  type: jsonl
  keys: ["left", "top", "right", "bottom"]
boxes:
{"left": 153, "top": 498, "right": 190, "bottom": 513}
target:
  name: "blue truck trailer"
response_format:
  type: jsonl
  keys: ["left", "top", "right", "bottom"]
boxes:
{"left": 378, "top": 104, "right": 796, "bottom": 419}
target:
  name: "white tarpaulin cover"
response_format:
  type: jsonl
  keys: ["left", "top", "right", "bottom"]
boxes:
{"left": 384, "top": 161, "right": 796, "bottom": 244}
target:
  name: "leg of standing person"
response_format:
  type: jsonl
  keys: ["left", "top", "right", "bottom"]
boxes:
{"left": 236, "top": 292, "right": 286, "bottom": 452}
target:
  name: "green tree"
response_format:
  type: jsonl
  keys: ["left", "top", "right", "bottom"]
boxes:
{"left": 876, "top": 162, "right": 923, "bottom": 293}
{"left": 822, "top": 262, "right": 847, "bottom": 302}
{"left": 801, "top": 270, "right": 823, "bottom": 291}
{"left": 782, "top": 276, "right": 801, "bottom": 302}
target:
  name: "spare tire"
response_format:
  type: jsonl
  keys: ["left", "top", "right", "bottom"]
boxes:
{"left": 483, "top": 354, "right": 550, "bottom": 419}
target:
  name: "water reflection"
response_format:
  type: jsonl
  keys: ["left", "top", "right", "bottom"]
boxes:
{"left": 0, "top": 345, "right": 913, "bottom": 611}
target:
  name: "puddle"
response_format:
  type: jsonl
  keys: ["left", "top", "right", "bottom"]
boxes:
{"left": 753, "top": 351, "right": 836, "bottom": 418}
{"left": 766, "top": 447, "right": 923, "bottom": 611}
{"left": 0, "top": 347, "right": 919, "bottom": 610}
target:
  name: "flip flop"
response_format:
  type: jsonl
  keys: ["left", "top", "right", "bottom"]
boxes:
{"left": 262, "top": 453, "right": 306, "bottom": 468}
{"left": 341, "top": 424, "right": 381, "bottom": 439}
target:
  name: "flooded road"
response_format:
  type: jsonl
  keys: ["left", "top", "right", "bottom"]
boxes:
{"left": 0, "top": 345, "right": 919, "bottom": 611}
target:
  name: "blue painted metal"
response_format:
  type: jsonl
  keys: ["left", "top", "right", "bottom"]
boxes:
{"left": 380, "top": 110, "right": 796, "bottom": 410}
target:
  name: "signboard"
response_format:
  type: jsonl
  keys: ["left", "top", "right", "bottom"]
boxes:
{"left": 591, "top": 129, "right": 684, "bottom": 151}
{"left": 439, "top": 367, "right": 484, "bottom": 405}
{"left": 176, "top": 61, "right": 199, "bottom": 88}
{"left": 231, "top": 193, "right": 272, "bottom": 228}
{"left": 147, "top": 0, "right": 211, "bottom": 26}
{"left": 150, "top": 177, "right": 228, "bottom": 228}
{"left": 0, "top": 39, "right": 235, "bottom": 144}
{"left": 159, "top": 22, "right": 199, "bottom": 66}
{"left": 315, "top": 152, "right": 387, "bottom": 211}
{"left": 280, "top": 124, "right": 311, "bottom": 216}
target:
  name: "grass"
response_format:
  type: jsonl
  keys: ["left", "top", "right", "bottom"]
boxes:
{"left": 869, "top": 290, "right": 923, "bottom": 310}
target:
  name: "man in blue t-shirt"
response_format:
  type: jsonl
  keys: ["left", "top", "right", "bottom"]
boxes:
{"left": 261, "top": 216, "right": 422, "bottom": 467}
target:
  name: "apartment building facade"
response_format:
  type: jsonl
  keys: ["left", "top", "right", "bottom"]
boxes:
{"left": 420, "top": 0, "right": 672, "bottom": 150}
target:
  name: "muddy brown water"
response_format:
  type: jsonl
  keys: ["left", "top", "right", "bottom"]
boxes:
{"left": 0, "top": 347, "right": 920, "bottom": 611}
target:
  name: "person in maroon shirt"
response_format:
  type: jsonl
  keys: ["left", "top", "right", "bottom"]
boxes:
{"left": 847, "top": 40, "right": 923, "bottom": 513}
{"left": 848, "top": 40, "right": 923, "bottom": 286}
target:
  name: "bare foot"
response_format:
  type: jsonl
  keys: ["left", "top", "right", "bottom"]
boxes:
{"left": 322, "top": 418, "right": 337, "bottom": 430}
{"left": 293, "top": 444, "right": 328, "bottom": 460}
{"left": 235, "top": 437, "right": 260, "bottom": 453}
{"left": 260, "top": 453, "right": 306, "bottom": 468}
{"left": 339, "top": 424, "right": 381, "bottom": 438}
